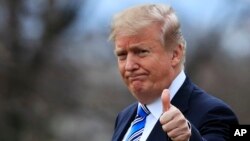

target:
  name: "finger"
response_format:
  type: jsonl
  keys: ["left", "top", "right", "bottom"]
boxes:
{"left": 160, "top": 111, "right": 173, "bottom": 125}
{"left": 161, "top": 89, "right": 170, "bottom": 112}
{"left": 169, "top": 132, "right": 191, "bottom": 141}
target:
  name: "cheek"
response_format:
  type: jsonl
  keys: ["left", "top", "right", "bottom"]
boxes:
{"left": 118, "top": 63, "right": 125, "bottom": 77}
{"left": 152, "top": 61, "right": 170, "bottom": 77}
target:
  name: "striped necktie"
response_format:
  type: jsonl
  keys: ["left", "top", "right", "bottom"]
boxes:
{"left": 126, "top": 104, "right": 150, "bottom": 141}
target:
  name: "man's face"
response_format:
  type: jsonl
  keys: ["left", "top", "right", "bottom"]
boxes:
{"left": 114, "top": 26, "right": 177, "bottom": 104}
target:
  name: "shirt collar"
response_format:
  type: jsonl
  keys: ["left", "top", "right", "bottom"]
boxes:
{"left": 144, "top": 70, "right": 186, "bottom": 119}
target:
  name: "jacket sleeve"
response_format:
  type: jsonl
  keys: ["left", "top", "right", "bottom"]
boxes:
{"left": 189, "top": 105, "right": 239, "bottom": 141}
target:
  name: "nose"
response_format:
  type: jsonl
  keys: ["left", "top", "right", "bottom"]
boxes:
{"left": 125, "top": 54, "right": 139, "bottom": 71}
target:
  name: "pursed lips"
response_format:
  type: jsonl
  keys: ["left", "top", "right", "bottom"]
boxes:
{"left": 126, "top": 74, "right": 147, "bottom": 82}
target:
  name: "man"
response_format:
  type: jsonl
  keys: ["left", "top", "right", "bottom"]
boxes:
{"left": 109, "top": 4, "right": 238, "bottom": 141}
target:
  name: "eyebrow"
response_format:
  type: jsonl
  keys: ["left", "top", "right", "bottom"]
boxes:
{"left": 114, "top": 45, "right": 146, "bottom": 55}
{"left": 113, "top": 49, "right": 123, "bottom": 55}
{"left": 116, "top": 42, "right": 151, "bottom": 50}
{"left": 114, "top": 40, "right": 157, "bottom": 56}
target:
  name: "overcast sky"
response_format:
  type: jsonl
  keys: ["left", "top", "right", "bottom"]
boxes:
{"left": 79, "top": 0, "right": 242, "bottom": 32}
{"left": 70, "top": 0, "right": 249, "bottom": 57}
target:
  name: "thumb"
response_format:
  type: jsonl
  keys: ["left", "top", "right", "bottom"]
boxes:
{"left": 161, "top": 89, "right": 170, "bottom": 112}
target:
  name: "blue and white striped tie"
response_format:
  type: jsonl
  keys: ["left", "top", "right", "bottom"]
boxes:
{"left": 126, "top": 105, "right": 150, "bottom": 141}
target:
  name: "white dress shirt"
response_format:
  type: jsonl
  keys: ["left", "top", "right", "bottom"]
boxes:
{"left": 123, "top": 70, "right": 186, "bottom": 141}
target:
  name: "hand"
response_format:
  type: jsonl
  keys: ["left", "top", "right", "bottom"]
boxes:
{"left": 160, "top": 89, "right": 191, "bottom": 141}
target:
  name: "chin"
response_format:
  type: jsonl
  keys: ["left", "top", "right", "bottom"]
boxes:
{"left": 136, "top": 96, "right": 155, "bottom": 105}
{"left": 131, "top": 90, "right": 154, "bottom": 104}
{"left": 130, "top": 85, "right": 144, "bottom": 96}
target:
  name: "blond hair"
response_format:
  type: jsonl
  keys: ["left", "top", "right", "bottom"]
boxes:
{"left": 109, "top": 4, "right": 186, "bottom": 65}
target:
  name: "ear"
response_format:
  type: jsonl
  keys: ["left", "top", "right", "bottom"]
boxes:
{"left": 171, "top": 44, "right": 184, "bottom": 67}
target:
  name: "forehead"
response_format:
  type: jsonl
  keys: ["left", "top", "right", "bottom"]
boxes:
{"left": 115, "top": 35, "right": 145, "bottom": 48}
{"left": 116, "top": 33, "right": 161, "bottom": 50}
{"left": 115, "top": 23, "right": 163, "bottom": 49}
{"left": 115, "top": 37, "right": 154, "bottom": 53}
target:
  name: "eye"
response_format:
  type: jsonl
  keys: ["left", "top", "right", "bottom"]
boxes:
{"left": 137, "top": 49, "right": 149, "bottom": 57}
{"left": 116, "top": 52, "right": 127, "bottom": 60}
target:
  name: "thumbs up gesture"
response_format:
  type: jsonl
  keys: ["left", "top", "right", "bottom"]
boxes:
{"left": 161, "top": 89, "right": 171, "bottom": 111}
{"left": 160, "top": 89, "right": 191, "bottom": 141}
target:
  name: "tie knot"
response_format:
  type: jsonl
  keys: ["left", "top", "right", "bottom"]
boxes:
{"left": 137, "top": 105, "right": 150, "bottom": 118}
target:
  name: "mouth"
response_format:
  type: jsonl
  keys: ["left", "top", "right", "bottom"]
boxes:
{"left": 127, "top": 74, "right": 147, "bottom": 82}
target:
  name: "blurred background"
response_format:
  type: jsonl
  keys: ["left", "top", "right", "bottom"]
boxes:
{"left": 0, "top": 0, "right": 249, "bottom": 141}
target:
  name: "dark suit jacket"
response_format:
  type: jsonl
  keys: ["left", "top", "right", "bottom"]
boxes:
{"left": 111, "top": 77, "right": 239, "bottom": 141}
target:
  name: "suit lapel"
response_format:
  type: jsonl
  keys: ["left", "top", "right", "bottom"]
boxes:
{"left": 147, "top": 121, "right": 169, "bottom": 141}
{"left": 171, "top": 76, "right": 193, "bottom": 114}
{"left": 147, "top": 77, "right": 194, "bottom": 141}
{"left": 112, "top": 103, "right": 137, "bottom": 141}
